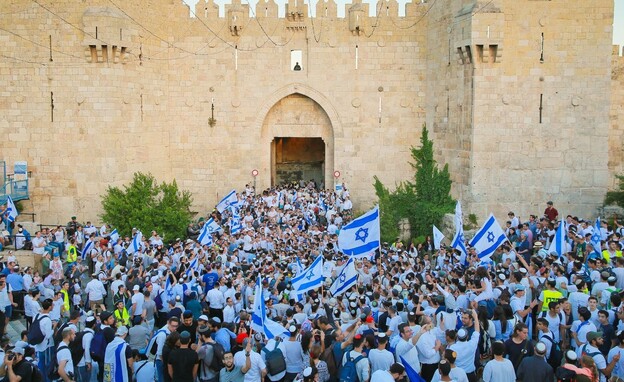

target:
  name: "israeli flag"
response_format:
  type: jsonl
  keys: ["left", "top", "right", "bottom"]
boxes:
{"left": 229, "top": 212, "right": 242, "bottom": 235}
{"left": 295, "top": 257, "right": 305, "bottom": 275}
{"left": 198, "top": 222, "right": 214, "bottom": 247}
{"left": 433, "top": 225, "right": 445, "bottom": 250}
{"left": 251, "top": 277, "right": 289, "bottom": 339}
{"left": 400, "top": 355, "right": 425, "bottom": 382}
{"left": 126, "top": 231, "right": 143, "bottom": 255}
{"left": 337, "top": 206, "right": 380, "bottom": 258}
{"left": 206, "top": 217, "right": 223, "bottom": 233}
{"left": 109, "top": 229, "right": 119, "bottom": 243}
{"left": 81, "top": 239, "right": 94, "bottom": 260}
{"left": 451, "top": 201, "right": 468, "bottom": 262}
{"left": 550, "top": 220, "right": 567, "bottom": 257}
{"left": 216, "top": 190, "right": 238, "bottom": 213}
{"left": 165, "top": 276, "right": 173, "bottom": 299}
{"left": 186, "top": 257, "right": 199, "bottom": 277}
{"left": 329, "top": 256, "right": 358, "bottom": 297}
{"left": 591, "top": 218, "right": 602, "bottom": 256}
{"left": 291, "top": 254, "right": 324, "bottom": 295}
{"left": 3, "top": 196, "right": 18, "bottom": 223}
{"left": 470, "top": 214, "right": 507, "bottom": 259}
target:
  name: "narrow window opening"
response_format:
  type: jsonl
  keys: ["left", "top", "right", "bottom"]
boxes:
{"left": 95, "top": 26, "right": 98, "bottom": 40}
{"left": 457, "top": 47, "right": 465, "bottom": 65}
{"left": 89, "top": 45, "right": 98, "bottom": 63}
{"left": 465, "top": 45, "right": 472, "bottom": 64}
{"left": 291, "top": 50, "right": 303, "bottom": 71}
{"left": 539, "top": 94, "right": 543, "bottom": 123}
{"left": 489, "top": 45, "right": 498, "bottom": 63}
{"left": 540, "top": 33, "right": 544, "bottom": 63}
{"left": 476, "top": 44, "right": 484, "bottom": 63}
{"left": 101, "top": 45, "right": 108, "bottom": 62}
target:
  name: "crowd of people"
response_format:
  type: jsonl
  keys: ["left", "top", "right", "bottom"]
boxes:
{"left": 1, "top": 182, "right": 624, "bottom": 382}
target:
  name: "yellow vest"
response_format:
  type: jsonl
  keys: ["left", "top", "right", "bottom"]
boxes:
{"left": 60, "top": 289, "right": 70, "bottom": 313}
{"left": 602, "top": 249, "right": 622, "bottom": 264}
{"left": 114, "top": 308, "right": 130, "bottom": 327}
{"left": 542, "top": 289, "right": 563, "bottom": 311}
{"left": 66, "top": 245, "right": 77, "bottom": 263}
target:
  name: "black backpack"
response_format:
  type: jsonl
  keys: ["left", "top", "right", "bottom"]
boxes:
{"left": 262, "top": 341, "right": 286, "bottom": 376}
{"left": 541, "top": 332, "right": 563, "bottom": 369}
{"left": 27, "top": 314, "right": 49, "bottom": 345}
{"left": 27, "top": 361, "right": 43, "bottom": 382}
{"left": 209, "top": 342, "right": 226, "bottom": 371}
{"left": 89, "top": 328, "right": 107, "bottom": 362}
{"left": 48, "top": 345, "right": 69, "bottom": 381}
{"left": 555, "top": 366, "right": 577, "bottom": 382}
{"left": 68, "top": 331, "right": 87, "bottom": 366}
{"left": 53, "top": 321, "right": 71, "bottom": 346}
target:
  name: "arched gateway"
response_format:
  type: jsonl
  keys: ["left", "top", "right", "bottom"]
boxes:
{"left": 257, "top": 84, "right": 339, "bottom": 189}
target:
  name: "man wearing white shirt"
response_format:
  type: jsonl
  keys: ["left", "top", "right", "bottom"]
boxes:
{"left": 206, "top": 282, "right": 225, "bottom": 322}
{"left": 394, "top": 323, "right": 423, "bottom": 373}
{"left": 34, "top": 299, "right": 54, "bottom": 381}
{"left": 571, "top": 308, "right": 597, "bottom": 355}
{"left": 416, "top": 317, "right": 442, "bottom": 381}
{"left": 368, "top": 333, "right": 394, "bottom": 374}
{"left": 370, "top": 363, "right": 405, "bottom": 382}
{"left": 234, "top": 338, "right": 267, "bottom": 382}
{"left": 131, "top": 285, "right": 145, "bottom": 319}
{"left": 85, "top": 276, "right": 107, "bottom": 313}
{"left": 223, "top": 297, "right": 236, "bottom": 324}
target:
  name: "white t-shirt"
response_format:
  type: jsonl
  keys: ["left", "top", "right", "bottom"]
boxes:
{"left": 57, "top": 342, "right": 74, "bottom": 377}
{"left": 131, "top": 293, "right": 145, "bottom": 316}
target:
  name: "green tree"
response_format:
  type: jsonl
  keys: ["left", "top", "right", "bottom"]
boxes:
{"left": 373, "top": 125, "right": 455, "bottom": 241}
{"left": 605, "top": 174, "right": 624, "bottom": 207}
{"left": 101, "top": 172, "right": 194, "bottom": 241}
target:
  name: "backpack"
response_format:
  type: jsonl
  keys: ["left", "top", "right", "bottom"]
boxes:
{"left": 90, "top": 328, "right": 107, "bottom": 362}
{"left": 555, "top": 366, "right": 577, "bottom": 382}
{"left": 541, "top": 332, "right": 563, "bottom": 369}
{"left": 48, "top": 345, "right": 69, "bottom": 381}
{"left": 154, "top": 291, "right": 164, "bottom": 311}
{"left": 27, "top": 314, "right": 49, "bottom": 345}
{"left": 262, "top": 341, "right": 286, "bottom": 376}
{"left": 69, "top": 331, "right": 87, "bottom": 366}
{"left": 53, "top": 321, "right": 71, "bottom": 346}
{"left": 27, "top": 361, "right": 43, "bottom": 382}
{"left": 320, "top": 344, "right": 338, "bottom": 378}
{"left": 338, "top": 352, "right": 365, "bottom": 382}
{"left": 146, "top": 329, "right": 168, "bottom": 357}
{"left": 533, "top": 277, "right": 547, "bottom": 300}
{"left": 209, "top": 342, "right": 226, "bottom": 372}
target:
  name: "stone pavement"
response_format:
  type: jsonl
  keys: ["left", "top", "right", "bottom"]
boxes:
{"left": 5, "top": 318, "right": 26, "bottom": 344}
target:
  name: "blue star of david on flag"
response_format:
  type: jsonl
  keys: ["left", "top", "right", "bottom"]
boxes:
{"left": 329, "top": 256, "right": 359, "bottom": 297}
{"left": 487, "top": 231, "right": 495, "bottom": 243}
{"left": 291, "top": 255, "right": 324, "bottom": 295}
{"left": 355, "top": 228, "right": 369, "bottom": 243}
{"left": 338, "top": 206, "right": 380, "bottom": 258}
{"left": 306, "top": 270, "right": 315, "bottom": 281}
{"left": 470, "top": 214, "right": 507, "bottom": 259}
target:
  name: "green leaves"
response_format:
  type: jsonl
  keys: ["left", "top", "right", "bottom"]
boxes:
{"left": 100, "top": 172, "right": 194, "bottom": 242}
{"left": 605, "top": 174, "right": 624, "bottom": 207}
{"left": 373, "top": 124, "right": 455, "bottom": 242}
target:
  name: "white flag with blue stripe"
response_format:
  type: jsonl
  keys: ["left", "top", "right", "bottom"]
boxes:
{"left": 3, "top": 196, "right": 18, "bottom": 223}
{"left": 109, "top": 229, "right": 119, "bottom": 243}
{"left": 186, "top": 256, "right": 200, "bottom": 277}
{"left": 291, "top": 255, "right": 324, "bottom": 295}
{"left": 451, "top": 201, "right": 468, "bottom": 263}
{"left": 126, "top": 231, "right": 143, "bottom": 255}
{"left": 591, "top": 218, "right": 602, "bottom": 256}
{"left": 81, "top": 239, "right": 94, "bottom": 260}
{"left": 337, "top": 206, "right": 380, "bottom": 258}
{"left": 251, "top": 277, "right": 289, "bottom": 339}
{"left": 216, "top": 190, "right": 238, "bottom": 213}
{"left": 229, "top": 212, "right": 242, "bottom": 235}
{"left": 329, "top": 256, "right": 359, "bottom": 297}
{"left": 433, "top": 225, "right": 445, "bottom": 250}
{"left": 198, "top": 222, "right": 214, "bottom": 247}
{"left": 550, "top": 220, "right": 567, "bottom": 257}
{"left": 205, "top": 217, "right": 223, "bottom": 234}
{"left": 470, "top": 214, "right": 507, "bottom": 259}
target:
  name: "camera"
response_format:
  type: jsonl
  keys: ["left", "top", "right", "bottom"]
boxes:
{"left": 7, "top": 354, "right": 14, "bottom": 361}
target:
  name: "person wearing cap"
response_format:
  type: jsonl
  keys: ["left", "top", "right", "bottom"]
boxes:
{"left": 368, "top": 332, "right": 394, "bottom": 375}
{"left": 103, "top": 325, "right": 133, "bottom": 382}
{"left": 516, "top": 341, "right": 554, "bottom": 382}
{"left": 167, "top": 330, "right": 199, "bottom": 382}
{"left": 607, "top": 330, "right": 624, "bottom": 381}
{"left": 131, "top": 285, "right": 145, "bottom": 322}
{"left": 370, "top": 362, "right": 404, "bottom": 382}
{"left": 509, "top": 284, "right": 538, "bottom": 320}
{"left": 85, "top": 272, "right": 107, "bottom": 314}
{"left": 600, "top": 276, "right": 620, "bottom": 309}
{"left": 76, "top": 315, "right": 97, "bottom": 382}
{"left": 581, "top": 331, "right": 619, "bottom": 382}
{"left": 3, "top": 344, "right": 35, "bottom": 382}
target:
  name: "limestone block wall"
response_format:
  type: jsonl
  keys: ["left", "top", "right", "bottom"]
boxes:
{"left": 0, "top": 0, "right": 427, "bottom": 223}
{"left": 610, "top": 48, "right": 624, "bottom": 188}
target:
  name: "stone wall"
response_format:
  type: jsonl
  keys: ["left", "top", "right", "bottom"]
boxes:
{"left": 0, "top": 0, "right": 619, "bottom": 226}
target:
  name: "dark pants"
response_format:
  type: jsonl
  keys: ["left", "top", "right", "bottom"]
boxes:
{"left": 97, "top": 360, "right": 104, "bottom": 382}
{"left": 421, "top": 363, "right": 439, "bottom": 382}
{"left": 284, "top": 372, "right": 298, "bottom": 382}
{"left": 466, "top": 371, "right": 477, "bottom": 382}
{"left": 0, "top": 310, "right": 7, "bottom": 337}
{"left": 209, "top": 307, "right": 223, "bottom": 322}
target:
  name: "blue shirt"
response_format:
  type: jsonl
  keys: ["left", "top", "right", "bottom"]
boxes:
{"left": 214, "top": 328, "right": 236, "bottom": 351}
{"left": 6, "top": 273, "right": 23, "bottom": 291}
